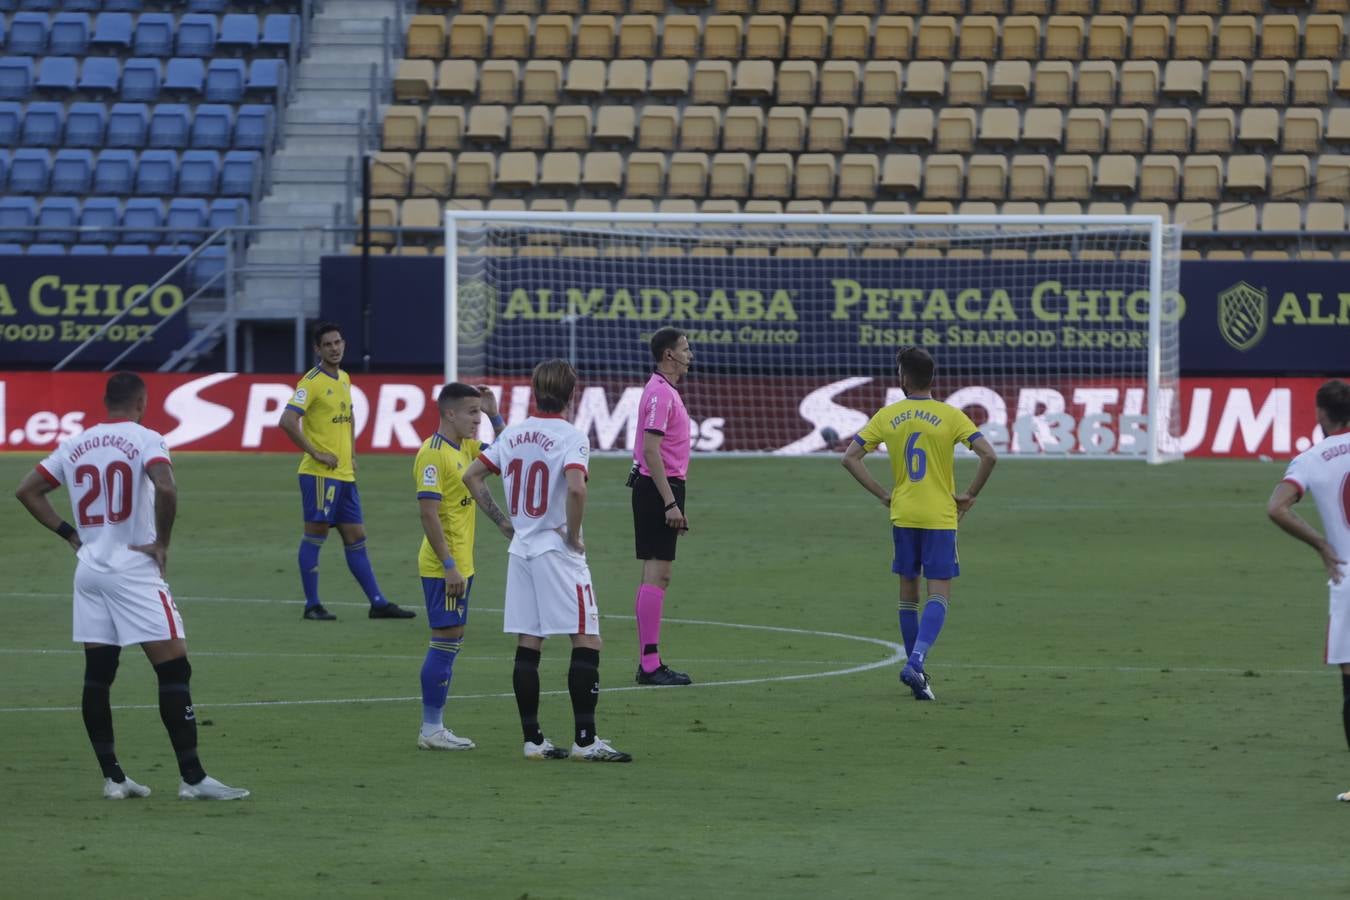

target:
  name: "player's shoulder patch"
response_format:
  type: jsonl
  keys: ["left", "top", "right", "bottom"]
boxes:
{"left": 421, "top": 462, "right": 440, "bottom": 488}
{"left": 293, "top": 386, "right": 309, "bottom": 405}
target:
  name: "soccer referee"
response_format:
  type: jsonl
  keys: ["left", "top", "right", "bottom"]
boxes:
{"left": 630, "top": 327, "right": 695, "bottom": 686}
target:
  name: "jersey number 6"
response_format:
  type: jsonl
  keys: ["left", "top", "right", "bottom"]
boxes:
{"left": 904, "top": 433, "right": 927, "bottom": 483}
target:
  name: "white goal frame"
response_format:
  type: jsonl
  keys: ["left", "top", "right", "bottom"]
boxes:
{"left": 445, "top": 211, "right": 1180, "bottom": 463}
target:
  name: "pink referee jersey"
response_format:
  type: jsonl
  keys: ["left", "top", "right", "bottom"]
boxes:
{"left": 635, "top": 373, "right": 690, "bottom": 480}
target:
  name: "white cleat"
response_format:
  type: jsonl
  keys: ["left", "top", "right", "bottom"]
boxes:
{"left": 178, "top": 775, "right": 250, "bottom": 801}
{"left": 417, "top": 728, "right": 476, "bottom": 751}
{"left": 570, "top": 737, "right": 633, "bottom": 762}
{"left": 1337, "top": 789, "right": 1350, "bottom": 802}
{"left": 524, "top": 737, "right": 569, "bottom": 760}
{"left": 103, "top": 777, "right": 151, "bottom": 799}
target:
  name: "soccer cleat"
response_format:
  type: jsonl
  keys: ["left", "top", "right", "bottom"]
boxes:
{"left": 303, "top": 604, "right": 337, "bottom": 621}
{"left": 103, "top": 777, "right": 151, "bottom": 799}
{"left": 570, "top": 738, "right": 632, "bottom": 762}
{"left": 635, "top": 664, "right": 693, "bottom": 686}
{"left": 524, "top": 737, "right": 569, "bottom": 760}
{"left": 900, "top": 659, "right": 931, "bottom": 699}
{"left": 902, "top": 668, "right": 936, "bottom": 701}
{"left": 1337, "top": 789, "right": 1350, "bottom": 802}
{"left": 417, "top": 728, "right": 476, "bottom": 751}
{"left": 368, "top": 602, "right": 416, "bottom": 619}
{"left": 178, "top": 775, "right": 250, "bottom": 801}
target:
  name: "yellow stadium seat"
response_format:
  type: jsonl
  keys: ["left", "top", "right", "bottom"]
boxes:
{"left": 532, "top": 15, "right": 573, "bottom": 59}
{"left": 915, "top": 16, "right": 956, "bottom": 59}
{"left": 1216, "top": 16, "right": 1255, "bottom": 59}
{"left": 479, "top": 60, "right": 519, "bottom": 104}
{"left": 1022, "top": 108, "right": 1063, "bottom": 147}
{"left": 496, "top": 151, "right": 538, "bottom": 189}
{"left": 1260, "top": 15, "right": 1299, "bottom": 60}
{"left": 1130, "top": 15, "right": 1170, "bottom": 60}
{"left": 406, "top": 15, "right": 447, "bottom": 59}
{"left": 838, "top": 154, "right": 880, "bottom": 199}
{"left": 831, "top": 17, "right": 872, "bottom": 59}
{"left": 861, "top": 61, "right": 902, "bottom": 105}
{"left": 1065, "top": 108, "right": 1105, "bottom": 152}
{"left": 1044, "top": 15, "right": 1085, "bottom": 60}
{"left": 1052, "top": 155, "right": 1092, "bottom": 200}
{"left": 959, "top": 17, "right": 999, "bottom": 60}
{"left": 1182, "top": 154, "right": 1222, "bottom": 200}
{"left": 1305, "top": 14, "right": 1345, "bottom": 60}
{"left": 383, "top": 106, "right": 423, "bottom": 151}
{"left": 1151, "top": 110, "right": 1191, "bottom": 152}
{"left": 551, "top": 105, "right": 592, "bottom": 150}
{"left": 1306, "top": 201, "right": 1346, "bottom": 234}
{"left": 606, "top": 59, "right": 647, "bottom": 97}
{"left": 649, "top": 59, "right": 690, "bottom": 98}
{"left": 819, "top": 61, "right": 861, "bottom": 104}
{"left": 1034, "top": 61, "right": 1074, "bottom": 106}
{"left": 1293, "top": 60, "right": 1333, "bottom": 106}
{"left": 788, "top": 16, "right": 830, "bottom": 59}
{"left": 617, "top": 16, "right": 658, "bottom": 59}
{"left": 679, "top": 106, "right": 722, "bottom": 151}
{"left": 880, "top": 154, "right": 922, "bottom": 195}
{"left": 465, "top": 104, "right": 507, "bottom": 144}
{"left": 581, "top": 151, "right": 623, "bottom": 189}
{"left": 424, "top": 106, "right": 464, "bottom": 150}
{"left": 923, "top": 154, "right": 965, "bottom": 199}
{"left": 765, "top": 106, "right": 808, "bottom": 151}
{"left": 874, "top": 16, "right": 915, "bottom": 61}
{"left": 1162, "top": 60, "right": 1203, "bottom": 101}
{"left": 594, "top": 105, "right": 635, "bottom": 144}
{"left": 1173, "top": 15, "right": 1213, "bottom": 59}
{"left": 1139, "top": 154, "right": 1181, "bottom": 199}
{"left": 637, "top": 105, "right": 677, "bottom": 150}
{"left": 953, "top": 61, "right": 991, "bottom": 104}
{"left": 732, "top": 60, "right": 775, "bottom": 100}
{"left": 1087, "top": 15, "right": 1127, "bottom": 60}
{"left": 1237, "top": 108, "right": 1278, "bottom": 148}
{"left": 1095, "top": 154, "right": 1137, "bottom": 193}
{"left": 710, "top": 152, "right": 752, "bottom": 197}
{"left": 623, "top": 152, "right": 665, "bottom": 196}
{"left": 1260, "top": 202, "right": 1301, "bottom": 232}
{"left": 723, "top": 107, "right": 764, "bottom": 151}
{"left": 1194, "top": 108, "right": 1234, "bottom": 152}
{"left": 371, "top": 151, "right": 411, "bottom": 198}
{"left": 507, "top": 105, "right": 549, "bottom": 150}
{"left": 775, "top": 60, "right": 816, "bottom": 104}
{"left": 1249, "top": 60, "right": 1288, "bottom": 105}
{"left": 978, "top": 108, "right": 1019, "bottom": 146}
{"left": 1206, "top": 60, "right": 1246, "bottom": 106}
{"left": 662, "top": 16, "right": 702, "bottom": 58}
{"left": 1002, "top": 16, "right": 1041, "bottom": 60}
{"left": 521, "top": 60, "right": 564, "bottom": 103}
{"left": 1271, "top": 154, "right": 1311, "bottom": 199}
{"left": 967, "top": 154, "right": 1008, "bottom": 200}
{"left": 851, "top": 107, "right": 893, "bottom": 144}
{"left": 807, "top": 107, "right": 848, "bottom": 152}
{"left": 704, "top": 15, "right": 743, "bottom": 59}
{"left": 564, "top": 59, "right": 605, "bottom": 98}
{"left": 752, "top": 153, "right": 794, "bottom": 198}
{"left": 539, "top": 151, "right": 581, "bottom": 189}
{"left": 576, "top": 14, "right": 616, "bottom": 59}
{"left": 935, "top": 107, "right": 976, "bottom": 152}
{"left": 691, "top": 60, "right": 733, "bottom": 104}
{"left": 796, "top": 154, "right": 837, "bottom": 199}
{"left": 746, "top": 15, "right": 787, "bottom": 59}
{"left": 1106, "top": 108, "right": 1147, "bottom": 153}
{"left": 454, "top": 152, "right": 496, "bottom": 197}
{"left": 1077, "top": 60, "right": 1117, "bottom": 105}
{"left": 1120, "top": 61, "right": 1159, "bottom": 106}
{"left": 903, "top": 60, "right": 945, "bottom": 100}
{"left": 1215, "top": 201, "right": 1257, "bottom": 232}
{"left": 1010, "top": 154, "right": 1051, "bottom": 199}
{"left": 893, "top": 108, "right": 934, "bottom": 147}
{"left": 489, "top": 15, "right": 532, "bottom": 58}
{"left": 668, "top": 152, "right": 709, "bottom": 198}
{"left": 394, "top": 60, "right": 434, "bottom": 102}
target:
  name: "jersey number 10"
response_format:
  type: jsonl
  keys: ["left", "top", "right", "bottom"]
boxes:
{"left": 505, "top": 459, "right": 551, "bottom": 518}
{"left": 74, "top": 462, "right": 134, "bottom": 527}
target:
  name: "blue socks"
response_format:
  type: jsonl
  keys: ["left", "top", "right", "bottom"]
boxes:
{"left": 910, "top": 595, "right": 949, "bottom": 667}
{"left": 298, "top": 534, "right": 325, "bottom": 608}
{"left": 343, "top": 539, "right": 387, "bottom": 607}
{"left": 897, "top": 598, "right": 920, "bottom": 657}
{"left": 421, "top": 639, "right": 462, "bottom": 729}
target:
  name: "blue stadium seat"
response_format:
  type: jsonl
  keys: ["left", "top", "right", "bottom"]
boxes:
{"left": 0, "top": 198, "right": 38, "bottom": 242}
{"left": 261, "top": 14, "right": 298, "bottom": 53}
{"left": 121, "top": 198, "right": 163, "bottom": 243}
{"left": 78, "top": 57, "right": 121, "bottom": 96}
{"left": 9, "top": 148, "right": 50, "bottom": 194}
{"left": 0, "top": 17, "right": 5, "bottom": 46}
{"left": 106, "top": 103, "right": 148, "bottom": 148}
{"left": 233, "top": 104, "right": 272, "bottom": 150}
{"left": 187, "top": 0, "right": 227, "bottom": 12}
{"left": 148, "top": 103, "right": 190, "bottom": 149}
{"left": 91, "top": 13, "right": 133, "bottom": 52}
{"left": 28, "top": 243, "right": 68, "bottom": 255}
{"left": 155, "top": 244, "right": 190, "bottom": 257}
{"left": 0, "top": 102, "right": 20, "bottom": 145}
{"left": 51, "top": 148, "right": 94, "bottom": 194}
{"left": 71, "top": 244, "right": 110, "bottom": 255}
{"left": 0, "top": 246, "right": 24, "bottom": 256}
{"left": 112, "top": 244, "right": 151, "bottom": 255}
{"left": 65, "top": 103, "right": 107, "bottom": 148}
{"left": 103, "top": 0, "right": 145, "bottom": 12}
{"left": 178, "top": 149, "right": 219, "bottom": 196}
{"left": 191, "top": 104, "right": 232, "bottom": 150}
{"left": 218, "top": 14, "right": 259, "bottom": 52}
{"left": 17, "top": 0, "right": 58, "bottom": 10}
{"left": 177, "top": 14, "right": 218, "bottom": 57}
{"left": 0, "top": 150, "right": 7, "bottom": 191}
{"left": 135, "top": 148, "right": 176, "bottom": 194}
{"left": 50, "top": 13, "right": 91, "bottom": 56}
{"left": 121, "top": 58, "right": 161, "bottom": 102}
{"left": 93, "top": 149, "right": 136, "bottom": 194}
{"left": 63, "top": 0, "right": 101, "bottom": 11}
{"left": 133, "top": 13, "right": 174, "bottom": 57}
{"left": 166, "top": 198, "right": 208, "bottom": 244}
{"left": 246, "top": 59, "right": 286, "bottom": 97}
{"left": 191, "top": 245, "right": 226, "bottom": 289}
{"left": 0, "top": 58, "right": 36, "bottom": 101}
{"left": 20, "top": 101, "right": 63, "bottom": 147}
{"left": 35, "top": 57, "right": 78, "bottom": 93}
{"left": 7, "top": 13, "right": 49, "bottom": 55}
{"left": 37, "top": 197, "right": 80, "bottom": 243}
{"left": 205, "top": 59, "right": 246, "bottom": 103}
{"left": 164, "top": 58, "right": 205, "bottom": 96}
{"left": 79, "top": 196, "right": 120, "bottom": 242}
{"left": 220, "top": 150, "right": 259, "bottom": 196}
{"left": 208, "top": 197, "right": 249, "bottom": 229}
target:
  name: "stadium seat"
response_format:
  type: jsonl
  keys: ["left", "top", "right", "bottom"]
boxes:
{"left": 111, "top": 245, "right": 152, "bottom": 255}
{"left": 51, "top": 148, "right": 93, "bottom": 194}
{"left": 20, "top": 101, "right": 62, "bottom": 147}
{"left": 50, "top": 12, "right": 91, "bottom": 56}
{"left": 538, "top": 151, "right": 579, "bottom": 189}
{"left": 7, "top": 13, "right": 49, "bottom": 55}
{"left": 176, "top": 14, "right": 218, "bottom": 58}
{"left": 233, "top": 105, "right": 271, "bottom": 150}
{"left": 594, "top": 105, "right": 634, "bottom": 145}
{"left": 1225, "top": 155, "right": 1266, "bottom": 195}
{"left": 246, "top": 59, "right": 287, "bottom": 98}
{"left": 27, "top": 243, "right": 66, "bottom": 255}
{"left": 0, "top": 102, "right": 19, "bottom": 145}
{"left": 218, "top": 14, "right": 259, "bottom": 53}
{"left": 260, "top": 13, "right": 297, "bottom": 52}
{"left": 135, "top": 148, "right": 177, "bottom": 194}
{"left": 480, "top": 60, "right": 520, "bottom": 104}
{"left": 618, "top": 15, "right": 658, "bottom": 58}
{"left": 953, "top": 61, "right": 990, "bottom": 104}
{"left": 1023, "top": 108, "right": 1064, "bottom": 147}
{"left": 91, "top": 13, "right": 134, "bottom": 52}
{"left": 1140, "top": 154, "right": 1182, "bottom": 199}
{"left": 207, "top": 198, "right": 249, "bottom": 230}
{"left": 637, "top": 106, "right": 678, "bottom": 150}
{"left": 893, "top": 108, "right": 933, "bottom": 147}
{"left": 606, "top": 60, "right": 645, "bottom": 98}
{"left": 412, "top": 151, "right": 453, "bottom": 196}
{"left": 205, "top": 59, "right": 246, "bottom": 103}
{"left": 9, "top": 148, "right": 50, "bottom": 194}
{"left": 178, "top": 149, "right": 220, "bottom": 196}
{"left": 148, "top": 103, "right": 191, "bottom": 149}
{"left": 70, "top": 245, "right": 109, "bottom": 255}
{"left": 1183, "top": 154, "right": 1222, "bottom": 200}
{"left": 649, "top": 59, "right": 689, "bottom": 98}
{"left": 861, "top": 61, "right": 901, "bottom": 105}
{"left": 0, "top": 197, "right": 38, "bottom": 242}
{"left": 220, "top": 150, "right": 259, "bottom": 196}
{"left": 106, "top": 103, "right": 149, "bottom": 149}
{"left": 1152, "top": 110, "right": 1191, "bottom": 152}
{"left": 164, "top": 58, "right": 206, "bottom": 96}
{"left": 36, "top": 57, "right": 78, "bottom": 94}
{"left": 1195, "top": 108, "right": 1234, "bottom": 152}
{"left": 1162, "top": 60, "right": 1204, "bottom": 101}
{"left": 1294, "top": 60, "right": 1334, "bottom": 106}
{"left": 133, "top": 13, "right": 175, "bottom": 57}
{"left": 154, "top": 244, "right": 189, "bottom": 258}
{"left": 1107, "top": 108, "right": 1148, "bottom": 153}
{"left": 190, "top": 246, "right": 226, "bottom": 290}
{"left": 691, "top": 61, "right": 733, "bottom": 104}
{"left": 93, "top": 148, "right": 136, "bottom": 194}
{"left": 188, "top": 0, "right": 227, "bottom": 12}
{"left": 189, "top": 104, "right": 231, "bottom": 150}
{"left": 381, "top": 106, "right": 421, "bottom": 151}
{"left": 1034, "top": 61, "right": 1074, "bottom": 106}
{"left": 424, "top": 107, "right": 463, "bottom": 150}
{"left": 78, "top": 57, "right": 121, "bottom": 96}
{"left": 166, "top": 198, "right": 208, "bottom": 244}
{"left": 121, "top": 58, "right": 161, "bottom": 102}
{"left": 121, "top": 197, "right": 163, "bottom": 244}
{"left": 37, "top": 197, "right": 80, "bottom": 243}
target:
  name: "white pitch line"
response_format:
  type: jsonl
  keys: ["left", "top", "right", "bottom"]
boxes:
{"left": 0, "top": 648, "right": 856, "bottom": 666}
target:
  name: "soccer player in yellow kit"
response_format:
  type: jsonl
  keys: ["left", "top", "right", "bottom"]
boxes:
{"left": 279, "top": 322, "right": 415, "bottom": 621}
{"left": 842, "top": 347, "right": 998, "bottom": 701}
{"left": 411, "top": 382, "right": 506, "bottom": 751}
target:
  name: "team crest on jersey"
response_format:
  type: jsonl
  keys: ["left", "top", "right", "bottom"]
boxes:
{"left": 422, "top": 464, "right": 438, "bottom": 487}
{"left": 1218, "top": 282, "right": 1268, "bottom": 352}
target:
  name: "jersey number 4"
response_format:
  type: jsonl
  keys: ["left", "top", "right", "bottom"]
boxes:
{"left": 73, "top": 462, "right": 134, "bottom": 527}
{"left": 505, "top": 459, "right": 550, "bottom": 518}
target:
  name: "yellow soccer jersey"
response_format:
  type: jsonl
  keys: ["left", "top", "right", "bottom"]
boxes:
{"left": 415, "top": 433, "right": 483, "bottom": 579}
{"left": 857, "top": 397, "right": 981, "bottom": 530}
{"left": 288, "top": 367, "right": 356, "bottom": 482}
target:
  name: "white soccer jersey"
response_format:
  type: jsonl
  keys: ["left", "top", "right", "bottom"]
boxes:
{"left": 37, "top": 421, "right": 172, "bottom": 579}
{"left": 1283, "top": 430, "right": 1350, "bottom": 565}
{"left": 478, "top": 414, "right": 590, "bottom": 559}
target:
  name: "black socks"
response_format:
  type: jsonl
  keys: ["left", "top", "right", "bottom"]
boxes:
{"left": 513, "top": 646, "right": 543, "bottom": 745}
{"left": 82, "top": 646, "right": 124, "bottom": 782}
{"left": 154, "top": 656, "right": 206, "bottom": 785}
{"left": 568, "top": 647, "right": 601, "bottom": 747}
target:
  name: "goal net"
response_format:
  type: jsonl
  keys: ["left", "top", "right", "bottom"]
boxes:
{"left": 446, "top": 212, "right": 1184, "bottom": 463}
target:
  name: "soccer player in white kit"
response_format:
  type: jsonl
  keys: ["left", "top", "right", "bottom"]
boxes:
{"left": 463, "top": 359, "right": 632, "bottom": 762}
{"left": 14, "top": 372, "right": 249, "bottom": 801}
{"left": 1267, "top": 379, "right": 1350, "bottom": 801}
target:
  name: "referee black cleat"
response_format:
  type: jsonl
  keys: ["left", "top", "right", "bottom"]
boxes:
{"left": 368, "top": 602, "right": 416, "bottom": 619}
{"left": 635, "top": 664, "right": 693, "bottom": 686}
{"left": 302, "top": 604, "right": 337, "bottom": 621}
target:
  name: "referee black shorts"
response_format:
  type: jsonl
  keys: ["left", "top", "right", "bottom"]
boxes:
{"left": 631, "top": 474, "right": 685, "bottom": 562}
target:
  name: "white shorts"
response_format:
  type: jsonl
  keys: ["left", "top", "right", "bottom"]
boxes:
{"left": 73, "top": 565, "right": 185, "bottom": 647}
{"left": 1327, "top": 583, "right": 1350, "bottom": 664}
{"left": 503, "top": 550, "right": 600, "bottom": 638}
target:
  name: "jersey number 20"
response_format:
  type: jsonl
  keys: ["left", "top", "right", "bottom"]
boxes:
{"left": 74, "top": 462, "right": 134, "bottom": 527}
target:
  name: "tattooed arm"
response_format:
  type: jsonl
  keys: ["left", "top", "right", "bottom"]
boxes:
{"left": 463, "top": 459, "right": 514, "bottom": 540}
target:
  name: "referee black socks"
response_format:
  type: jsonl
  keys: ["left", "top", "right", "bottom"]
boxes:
{"left": 154, "top": 656, "right": 206, "bottom": 786}
{"left": 568, "top": 647, "right": 601, "bottom": 747}
{"left": 82, "top": 646, "right": 124, "bottom": 783}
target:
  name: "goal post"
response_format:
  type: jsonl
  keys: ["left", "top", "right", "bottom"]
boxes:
{"left": 445, "top": 212, "right": 1184, "bottom": 463}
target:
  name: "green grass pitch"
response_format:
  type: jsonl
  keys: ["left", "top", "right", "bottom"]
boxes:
{"left": 0, "top": 452, "right": 1346, "bottom": 899}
